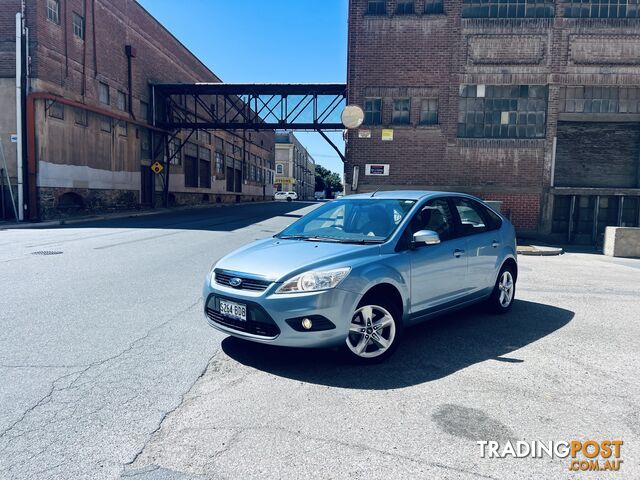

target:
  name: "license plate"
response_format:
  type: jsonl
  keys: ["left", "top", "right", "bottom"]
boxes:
{"left": 219, "top": 300, "right": 247, "bottom": 322}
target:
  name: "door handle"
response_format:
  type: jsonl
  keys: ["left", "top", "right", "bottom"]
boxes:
{"left": 454, "top": 249, "right": 465, "bottom": 258}
{"left": 492, "top": 240, "right": 500, "bottom": 248}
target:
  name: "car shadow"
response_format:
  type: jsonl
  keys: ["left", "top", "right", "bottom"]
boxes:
{"left": 221, "top": 300, "right": 574, "bottom": 390}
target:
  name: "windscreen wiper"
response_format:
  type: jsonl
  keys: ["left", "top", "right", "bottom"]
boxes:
{"left": 337, "top": 238, "right": 384, "bottom": 244}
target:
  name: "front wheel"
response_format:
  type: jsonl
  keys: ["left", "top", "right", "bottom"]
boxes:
{"left": 286, "top": 197, "right": 292, "bottom": 202}
{"left": 345, "top": 303, "right": 402, "bottom": 363}
{"left": 487, "top": 266, "right": 516, "bottom": 313}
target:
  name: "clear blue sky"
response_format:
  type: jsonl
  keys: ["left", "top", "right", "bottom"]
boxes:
{"left": 137, "top": 0, "right": 348, "bottom": 177}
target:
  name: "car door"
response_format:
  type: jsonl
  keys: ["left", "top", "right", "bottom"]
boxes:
{"left": 406, "top": 198, "right": 469, "bottom": 315}
{"left": 452, "top": 197, "right": 500, "bottom": 296}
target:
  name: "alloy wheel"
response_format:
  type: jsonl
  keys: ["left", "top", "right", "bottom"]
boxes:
{"left": 346, "top": 305, "right": 396, "bottom": 359}
{"left": 498, "top": 271, "right": 515, "bottom": 308}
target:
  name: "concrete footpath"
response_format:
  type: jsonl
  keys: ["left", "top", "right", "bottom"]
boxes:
{"left": 0, "top": 200, "right": 281, "bottom": 230}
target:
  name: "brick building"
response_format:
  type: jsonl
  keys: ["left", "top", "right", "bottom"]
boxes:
{"left": 275, "top": 132, "right": 316, "bottom": 200}
{"left": 0, "top": 0, "right": 275, "bottom": 221}
{"left": 346, "top": 0, "right": 640, "bottom": 243}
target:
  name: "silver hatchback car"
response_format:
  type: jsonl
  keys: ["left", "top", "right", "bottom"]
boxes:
{"left": 203, "top": 191, "right": 517, "bottom": 363}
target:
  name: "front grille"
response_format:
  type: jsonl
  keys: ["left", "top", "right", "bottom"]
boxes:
{"left": 214, "top": 270, "right": 271, "bottom": 292}
{"left": 206, "top": 307, "right": 280, "bottom": 338}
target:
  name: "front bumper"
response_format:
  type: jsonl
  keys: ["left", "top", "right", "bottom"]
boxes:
{"left": 202, "top": 276, "right": 361, "bottom": 348}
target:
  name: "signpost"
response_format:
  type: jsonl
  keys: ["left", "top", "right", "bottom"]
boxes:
{"left": 151, "top": 161, "right": 164, "bottom": 175}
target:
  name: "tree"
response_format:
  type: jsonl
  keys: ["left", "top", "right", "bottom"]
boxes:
{"left": 315, "top": 165, "right": 343, "bottom": 198}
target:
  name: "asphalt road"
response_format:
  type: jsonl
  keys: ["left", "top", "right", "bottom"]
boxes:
{"left": 0, "top": 201, "right": 638, "bottom": 479}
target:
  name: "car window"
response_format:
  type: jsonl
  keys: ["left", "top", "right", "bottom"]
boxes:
{"left": 277, "top": 199, "right": 416, "bottom": 243}
{"left": 454, "top": 198, "right": 493, "bottom": 235}
{"left": 409, "top": 198, "right": 455, "bottom": 242}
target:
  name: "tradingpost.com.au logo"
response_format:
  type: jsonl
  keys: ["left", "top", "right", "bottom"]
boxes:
{"left": 478, "top": 440, "right": 624, "bottom": 472}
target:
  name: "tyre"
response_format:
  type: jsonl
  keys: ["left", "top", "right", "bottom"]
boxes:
{"left": 487, "top": 264, "right": 516, "bottom": 314}
{"left": 344, "top": 299, "right": 403, "bottom": 363}
{"left": 286, "top": 197, "right": 292, "bottom": 202}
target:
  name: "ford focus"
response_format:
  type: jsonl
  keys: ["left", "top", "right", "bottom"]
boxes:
{"left": 203, "top": 191, "right": 517, "bottom": 363}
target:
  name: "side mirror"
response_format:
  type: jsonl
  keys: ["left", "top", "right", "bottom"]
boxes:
{"left": 412, "top": 229, "right": 441, "bottom": 246}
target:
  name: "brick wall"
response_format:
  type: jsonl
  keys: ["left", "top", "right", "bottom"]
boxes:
{"left": 0, "top": 0, "right": 275, "bottom": 218}
{"left": 346, "top": 0, "right": 640, "bottom": 234}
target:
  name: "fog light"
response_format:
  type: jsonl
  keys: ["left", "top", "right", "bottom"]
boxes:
{"left": 301, "top": 318, "right": 313, "bottom": 330}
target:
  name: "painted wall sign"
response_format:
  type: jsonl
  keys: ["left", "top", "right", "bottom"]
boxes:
{"left": 365, "top": 164, "right": 390, "bottom": 176}
{"left": 381, "top": 129, "right": 394, "bottom": 141}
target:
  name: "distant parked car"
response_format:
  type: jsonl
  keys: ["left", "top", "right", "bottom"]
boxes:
{"left": 314, "top": 191, "right": 326, "bottom": 201}
{"left": 203, "top": 191, "right": 518, "bottom": 363}
{"left": 335, "top": 193, "right": 345, "bottom": 200}
{"left": 274, "top": 191, "right": 298, "bottom": 202}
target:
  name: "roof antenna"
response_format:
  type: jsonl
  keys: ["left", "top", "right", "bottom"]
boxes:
{"left": 370, "top": 187, "right": 381, "bottom": 198}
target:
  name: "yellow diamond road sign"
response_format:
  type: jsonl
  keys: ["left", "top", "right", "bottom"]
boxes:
{"left": 151, "top": 162, "right": 164, "bottom": 174}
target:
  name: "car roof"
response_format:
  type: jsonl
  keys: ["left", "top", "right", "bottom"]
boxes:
{"left": 345, "top": 190, "right": 475, "bottom": 201}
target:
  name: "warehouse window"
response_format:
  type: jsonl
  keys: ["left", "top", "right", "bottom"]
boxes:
{"left": 46, "top": 0, "right": 60, "bottom": 24}
{"left": 392, "top": 99, "right": 411, "bottom": 125}
{"left": 563, "top": 0, "right": 640, "bottom": 18}
{"left": 169, "top": 139, "right": 182, "bottom": 165}
{"left": 215, "top": 136, "right": 224, "bottom": 152}
{"left": 72, "top": 12, "right": 85, "bottom": 39}
{"left": 75, "top": 108, "right": 88, "bottom": 126}
{"left": 117, "top": 120, "right": 127, "bottom": 137}
{"left": 185, "top": 155, "right": 198, "bottom": 187}
{"left": 462, "top": 0, "right": 555, "bottom": 18}
{"left": 215, "top": 152, "right": 224, "bottom": 174}
{"left": 457, "top": 85, "right": 548, "bottom": 139}
{"left": 47, "top": 101, "right": 64, "bottom": 120}
{"left": 117, "top": 91, "right": 127, "bottom": 111}
{"left": 420, "top": 98, "right": 439, "bottom": 125}
{"left": 140, "top": 101, "right": 149, "bottom": 122}
{"left": 199, "top": 148, "right": 211, "bottom": 188}
{"left": 560, "top": 86, "right": 640, "bottom": 113}
{"left": 364, "top": 98, "right": 383, "bottom": 125}
{"left": 368, "top": 0, "right": 386, "bottom": 14}
{"left": 397, "top": 1, "right": 415, "bottom": 14}
{"left": 100, "top": 116, "right": 111, "bottom": 133}
{"left": 98, "top": 82, "right": 110, "bottom": 105}
{"left": 425, "top": 0, "right": 445, "bottom": 14}
{"left": 276, "top": 164, "right": 284, "bottom": 175}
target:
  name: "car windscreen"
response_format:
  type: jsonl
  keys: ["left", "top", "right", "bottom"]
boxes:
{"left": 276, "top": 199, "right": 416, "bottom": 243}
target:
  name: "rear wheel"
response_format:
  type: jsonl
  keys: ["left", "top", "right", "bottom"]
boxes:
{"left": 487, "top": 265, "right": 516, "bottom": 313}
{"left": 286, "top": 197, "right": 292, "bottom": 202}
{"left": 345, "top": 302, "right": 402, "bottom": 363}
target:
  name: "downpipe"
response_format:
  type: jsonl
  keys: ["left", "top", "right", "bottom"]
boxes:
{"left": 15, "top": 11, "right": 24, "bottom": 221}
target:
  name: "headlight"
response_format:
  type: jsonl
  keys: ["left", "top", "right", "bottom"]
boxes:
{"left": 275, "top": 267, "right": 351, "bottom": 294}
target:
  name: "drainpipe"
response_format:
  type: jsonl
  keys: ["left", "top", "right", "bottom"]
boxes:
{"left": 15, "top": 11, "right": 24, "bottom": 221}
